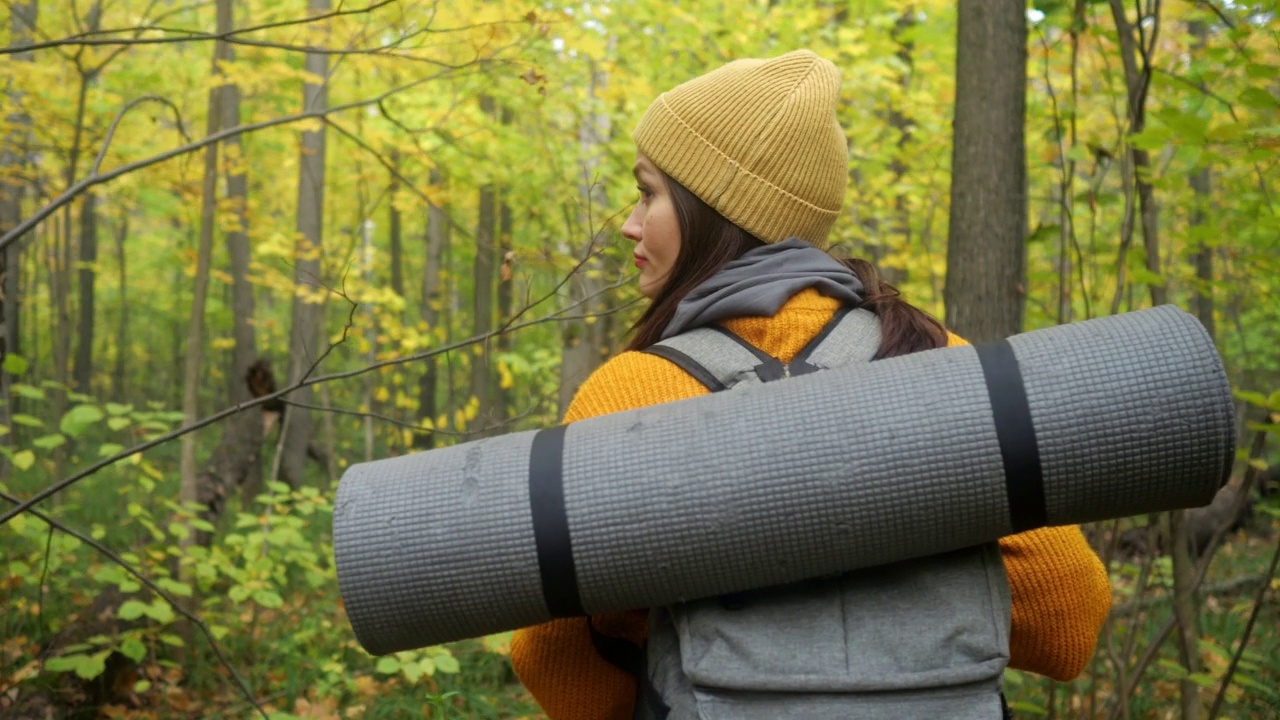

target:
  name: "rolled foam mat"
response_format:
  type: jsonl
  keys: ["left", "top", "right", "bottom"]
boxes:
{"left": 334, "top": 305, "right": 1234, "bottom": 655}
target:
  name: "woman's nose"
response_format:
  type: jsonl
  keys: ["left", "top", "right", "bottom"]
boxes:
{"left": 621, "top": 207, "right": 642, "bottom": 242}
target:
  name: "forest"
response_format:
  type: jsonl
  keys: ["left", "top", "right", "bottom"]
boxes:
{"left": 0, "top": 0, "right": 1278, "bottom": 718}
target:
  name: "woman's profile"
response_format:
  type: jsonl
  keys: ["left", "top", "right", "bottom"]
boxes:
{"left": 510, "top": 49, "right": 1111, "bottom": 720}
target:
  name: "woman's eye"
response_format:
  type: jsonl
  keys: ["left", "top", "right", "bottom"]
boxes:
{"left": 636, "top": 185, "right": 652, "bottom": 201}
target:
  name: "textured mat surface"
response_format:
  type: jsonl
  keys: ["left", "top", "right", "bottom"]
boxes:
{"left": 334, "top": 306, "right": 1234, "bottom": 655}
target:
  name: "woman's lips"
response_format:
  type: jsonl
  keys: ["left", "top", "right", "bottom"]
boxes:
{"left": 634, "top": 254, "right": 647, "bottom": 268}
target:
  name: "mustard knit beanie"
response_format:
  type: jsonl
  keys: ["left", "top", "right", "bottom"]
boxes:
{"left": 633, "top": 49, "right": 848, "bottom": 248}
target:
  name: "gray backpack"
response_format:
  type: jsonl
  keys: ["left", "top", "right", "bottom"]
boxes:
{"left": 593, "top": 307, "right": 1013, "bottom": 720}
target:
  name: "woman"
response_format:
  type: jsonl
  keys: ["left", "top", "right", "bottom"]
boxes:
{"left": 511, "top": 50, "right": 1110, "bottom": 720}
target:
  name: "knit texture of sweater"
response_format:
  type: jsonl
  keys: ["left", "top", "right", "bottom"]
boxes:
{"left": 510, "top": 289, "right": 1112, "bottom": 720}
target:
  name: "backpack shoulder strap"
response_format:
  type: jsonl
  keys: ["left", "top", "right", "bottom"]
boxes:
{"left": 642, "top": 326, "right": 776, "bottom": 391}
{"left": 790, "top": 306, "right": 881, "bottom": 373}
{"left": 641, "top": 306, "right": 883, "bottom": 392}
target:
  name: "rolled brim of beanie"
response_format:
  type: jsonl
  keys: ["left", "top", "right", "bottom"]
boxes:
{"left": 333, "top": 305, "right": 1234, "bottom": 655}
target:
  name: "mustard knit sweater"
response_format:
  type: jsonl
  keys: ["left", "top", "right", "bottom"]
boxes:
{"left": 511, "top": 289, "right": 1111, "bottom": 720}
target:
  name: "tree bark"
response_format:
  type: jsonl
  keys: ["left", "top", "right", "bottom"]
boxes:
{"left": 1189, "top": 21, "right": 1214, "bottom": 341}
{"left": 415, "top": 168, "right": 447, "bottom": 450}
{"left": 559, "top": 54, "right": 611, "bottom": 415}
{"left": 1107, "top": 0, "right": 1165, "bottom": 310}
{"left": 884, "top": 7, "right": 915, "bottom": 288}
{"left": 389, "top": 150, "right": 405, "bottom": 299}
{"left": 181, "top": 4, "right": 231, "bottom": 538}
{"left": 0, "top": 0, "right": 38, "bottom": 443}
{"left": 944, "top": 0, "right": 1027, "bottom": 342}
{"left": 470, "top": 95, "right": 498, "bottom": 435}
{"left": 112, "top": 217, "right": 127, "bottom": 400}
{"left": 280, "top": 0, "right": 331, "bottom": 487}
{"left": 495, "top": 186, "right": 514, "bottom": 420}
{"left": 73, "top": 190, "right": 97, "bottom": 392}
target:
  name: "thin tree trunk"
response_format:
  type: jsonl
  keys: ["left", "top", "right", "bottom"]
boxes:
{"left": 415, "top": 168, "right": 447, "bottom": 450}
{"left": 180, "top": 16, "right": 229, "bottom": 542}
{"left": 280, "top": 0, "right": 331, "bottom": 487}
{"left": 470, "top": 95, "right": 498, "bottom": 435}
{"left": 559, "top": 53, "right": 612, "bottom": 415}
{"left": 389, "top": 150, "right": 405, "bottom": 299}
{"left": 1059, "top": 0, "right": 1087, "bottom": 325}
{"left": 1188, "top": 21, "right": 1214, "bottom": 340}
{"left": 495, "top": 186, "right": 514, "bottom": 420}
{"left": 885, "top": 7, "right": 915, "bottom": 288}
{"left": 944, "top": 0, "right": 1028, "bottom": 342}
{"left": 0, "top": 0, "right": 38, "bottom": 449}
{"left": 1107, "top": 0, "right": 1164, "bottom": 310}
{"left": 112, "top": 217, "right": 127, "bottom": 400}
{"left": 193, "top": 0, "right": 266, "bottom": 530}
{"left": 1169, "top": 509, "right": 1203, "bottom": 720}
{"left": 73, "top": 191, "right": 97, "bottom": 392}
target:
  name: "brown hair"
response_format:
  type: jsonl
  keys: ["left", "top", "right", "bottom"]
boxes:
{"left": 627, "top": 171, "right": 947, "bottom": 360}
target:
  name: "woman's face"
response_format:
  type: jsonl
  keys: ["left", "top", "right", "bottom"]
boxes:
{"left": 622, "top": 153, "right": 681, "bottom": 299}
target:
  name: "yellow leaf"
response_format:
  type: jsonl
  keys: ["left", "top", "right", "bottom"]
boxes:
{"left": 374, "top": 387, "right": 390, "bottom": 403}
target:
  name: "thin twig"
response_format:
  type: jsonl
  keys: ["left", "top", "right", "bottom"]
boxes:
{"left": 0, "top": 490, "right": 267, "bottom": 720}
{"left": 0, "top": 66, "right": 484, "bottom": 252}
{"left": 1206, "top": 533, "right": 1280, "bottom": 719}
{"left": 91, "top": 95, "right": 191, "bottom": 176}
{"left": 0, "top": 282, "right": 635, "bottom": 525}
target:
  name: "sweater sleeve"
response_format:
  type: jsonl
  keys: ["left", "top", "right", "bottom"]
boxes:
{"left": 946, "top": 330, "right": 1111, "bottom": 680}
{"left": 999, "top": 527, "right": 1111, "bottom": 680}
{"left": 510, "top": 352, "right": 711, "bottom": 720}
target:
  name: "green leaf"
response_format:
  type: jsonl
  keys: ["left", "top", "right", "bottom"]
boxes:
{"left": 73, "top": 651, "right": 109, "bottom": 680}
{"left": 1238, "top": 87, "right": 1279, "bottom": 110}
{"left": 146, "top": 600, "right": 175, "bottom": 624}
{"left": 118, "top": 600, "right": 148, "bottom": 620}
{"left": 3, "top": 353, "right": 29, "bottom": 375}
{"left": 32, "top": 434, "right": 66, "bottom": 450}
{"left": 120, "top": 638, "right": 147, "bottom": 663}
{"left": 98, "top": 443, "right": 125, "bottom": 457}
{"left": 157, "top": 578, "right": 193, "bottom": 597}
{"left": 252, "top": 589, "right": 284, "bottom": 609}
{"left": 60, "top": 404, "right": 105, "bottom": 437}
{"left": 375, "top": 656, "right": 401, "bottom": 674}
{"left": 13, "top": 450, "right": 35, "bottom": 471}
{"left": 12, "top": 383, "right": 44, "bottom": 400}
{"left": 105, "top": 402, "right": 132, "bottom": 416}
{"left": 134, "top": 679, "right": 152, "bottom": 693}
{"left": 228, "top": 585, "right": 250, "bottom": 602}
{"left": 12, "top": 414, "right": 44, "bottom": 428}
{"left": 107, "top": 417, "right": 131, "bottom": 431}
{"left": 433, "top": 654, "right": 460, "bottom": 674}
{"left": 159, "top": 633, "right": 184, "bottom": 647}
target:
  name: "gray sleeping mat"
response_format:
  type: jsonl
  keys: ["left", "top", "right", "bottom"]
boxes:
{"left": 333, "top": 305, "right": 1234, "bottom": 655}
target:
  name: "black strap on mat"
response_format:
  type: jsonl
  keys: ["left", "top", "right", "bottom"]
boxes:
{"left": 974, "top": 340, "right": 1048, "bottom": 533}
{"left": 642, "top": 344, "right": 728, "bottom": 392}
{"left": 528, "top": 425, "right": 585, "bottom": 617}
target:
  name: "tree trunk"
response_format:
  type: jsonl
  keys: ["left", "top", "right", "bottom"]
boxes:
{"left": 1169, "top": 509, "right": 1203, "bottom": 720}
{"left": 559, "top": 54, "right": 611, "bottom": 415}
{"left": 470, "top": 95, "right": 498, "bottom": 436}
{"left": 884, "top": 7, "right": 915, "bottom": 288}
{"left": 495, "top": 186, "right": 514, "bottom": 420}
{"left": 73, "top": 191, "right": 97, "bottom": 393}
{"left": 180, "top": 10, "right": 230, "bottom": 540}
{"left": 415, "top": 168, "right": 447, "bottom": 450}
{"left": 0, "top": 0, "right": 38, "bottom": 444}
{"left": 112, "top": 217, "right": 127, "bottom": 400}
{"left": 944, "top": 0, "right": 1028, "bottom": 342}
{"left": 280, "top": 0, "right": 331, "bottom": 487}
{"left": 1189, "top": 21, "right": 1214, "bottom": 341}
{"left": 1107, "top": 0, "right": 1165, "bottom": 310}
{"left": 389, "top": 150, "right": 405, "bottom": 299}
{"left": 192, "top": 0, "right": 265, "bottom": 533}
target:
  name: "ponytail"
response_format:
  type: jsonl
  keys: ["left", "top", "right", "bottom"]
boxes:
{"left": 840, "top": 258, "right": 948, "bottom": 360}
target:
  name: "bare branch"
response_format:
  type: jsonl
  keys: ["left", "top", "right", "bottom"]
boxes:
{"left": 0, "top": 281, "right": 636, "bottom": 525}
{"left": 0, "top": 0, "right": 398, "bottom": 54}
{"left": 0, "top": 489, "right": 268, "bottom": 720}
{"left": 91, "top": 95, "right": 190, "bottom": 175}
{"left": 0, "top": 65, "right": 486, "bottom": 252}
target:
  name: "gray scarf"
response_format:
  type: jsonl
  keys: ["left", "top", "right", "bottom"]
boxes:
{"left": 661, "top": 238, "right": 864, "bottom": 340}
